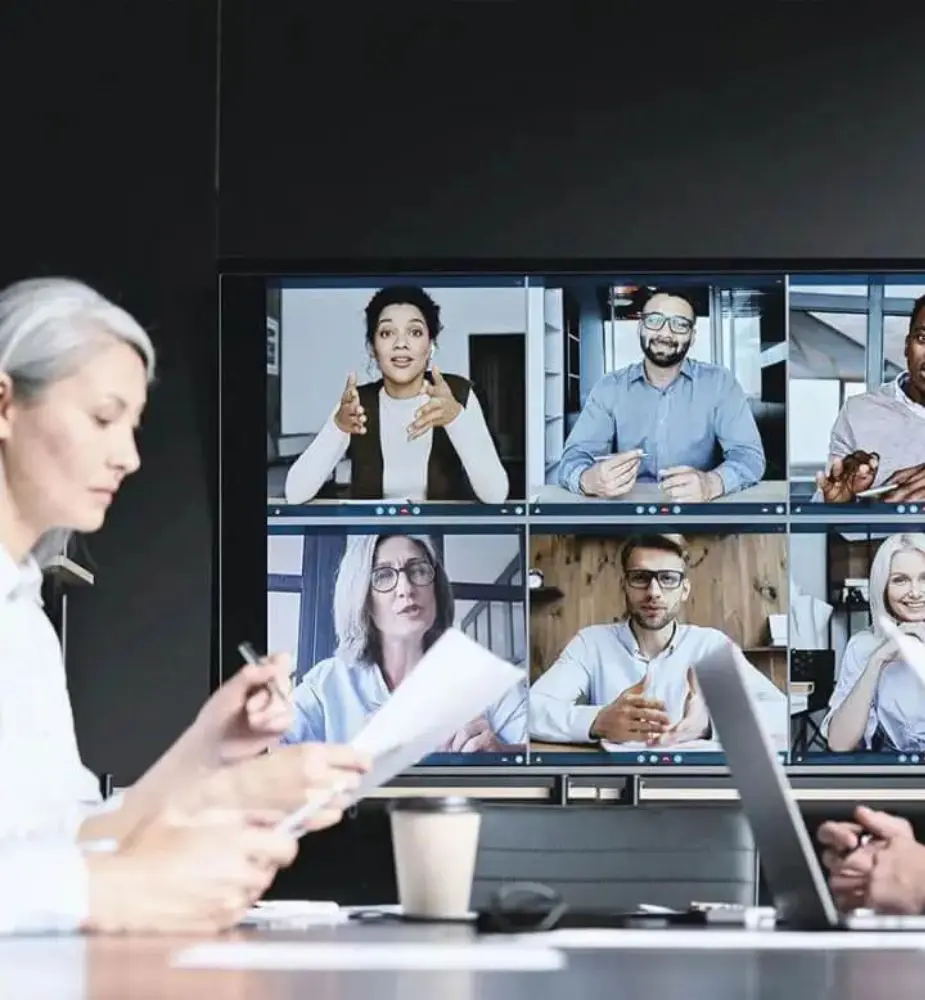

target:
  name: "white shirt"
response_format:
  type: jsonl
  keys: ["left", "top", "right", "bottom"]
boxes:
{"left": 284, "top": 386, "right": 509, "bottom": 504}
{"left": 0, "top": 546, "right": 118, "bottom": 933}
{"left": 529, "top": 621, "right": 788, "bottom": 749}
{"left": 821, "top": 629, "right": 925, "bottom": 751}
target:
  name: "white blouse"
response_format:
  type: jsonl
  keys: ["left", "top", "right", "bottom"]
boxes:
{"left": 0, "top": 546, "right": 115, "bottom": 933}
{"left": 285, "top": 386, "right": 509, "bottom": 504}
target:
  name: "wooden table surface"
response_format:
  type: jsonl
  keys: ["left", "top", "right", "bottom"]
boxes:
{"left": 6, "top": 920, "right": 925, "bottom": 999}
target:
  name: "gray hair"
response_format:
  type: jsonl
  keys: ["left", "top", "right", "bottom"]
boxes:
{"left": 332, "top": 533, "right": 455, "bottom": 665}
{"left": 869, "top": 532, "right": 925, "bottom": 636}
{"left": 0, "top": 277, "right": 156, "bottom": 566}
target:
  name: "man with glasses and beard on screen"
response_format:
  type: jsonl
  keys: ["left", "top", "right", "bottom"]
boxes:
{"left": 528, "top": 534, "right": 786, "bottom": 750}
{"left": 555, "top": 288, "right": 766, "bottom": 503}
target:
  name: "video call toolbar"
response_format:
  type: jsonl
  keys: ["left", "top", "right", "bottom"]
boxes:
{"left": 254, "top": 269, "right": 925, "bottom": 772}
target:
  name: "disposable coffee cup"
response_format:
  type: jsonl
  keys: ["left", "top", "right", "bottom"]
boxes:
{"left": 389, "top": 797, "right": 482, "bottom": 920}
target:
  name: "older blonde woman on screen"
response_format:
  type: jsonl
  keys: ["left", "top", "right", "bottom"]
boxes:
{"left": 824, "top": 532, "right": 925, "bottom": 753}
{"left": 0, "top": 277, "right": 368, "bottom": 934}
{"left": 284, "top": 533, "right": 528, "bottom": 751}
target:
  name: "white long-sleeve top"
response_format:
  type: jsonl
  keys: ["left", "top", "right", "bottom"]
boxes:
{"left": 285, "top": 387, "right": 509, "bottom": 504}
{"left": 0, "top": 546, "right": 121, "bottom": 934}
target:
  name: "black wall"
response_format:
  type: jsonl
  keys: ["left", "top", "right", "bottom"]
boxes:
{"left": 5, "top": 3, "right": 925, "bottom": 813}
{"left": 1, "top": 6, "right": 217, "bottom": 780}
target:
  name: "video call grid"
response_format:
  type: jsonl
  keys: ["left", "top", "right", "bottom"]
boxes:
{"left": 260, "top": 270, "right": 925, "bottom": 772}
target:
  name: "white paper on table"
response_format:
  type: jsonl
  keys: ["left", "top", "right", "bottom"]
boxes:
{"left": 239, "top": 900, "right": 345, "bottom": 927}
{"left": 513, "top": 928, "right": 925, "bottom": 950}
{"left": 879, "top": 617, "right": 925, "bottom": 687}
{"left": 278, "top": 629, "right": 525, "bottom": 833}
{"left": 172, "top": 941, "right": 565, "bottom": 971}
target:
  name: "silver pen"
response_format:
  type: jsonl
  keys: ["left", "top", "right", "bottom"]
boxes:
{"left": 238, "top": 640, "right": 291, "bottom": 702}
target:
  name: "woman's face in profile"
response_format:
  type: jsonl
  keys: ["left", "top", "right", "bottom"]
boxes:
{"left": 372, "top": 303, "right": 431, "bottom": 387}
{"left": 368, "top": 535, "right": 438, "bottom": 642}
{"left": 0, "top": 337, "right": 147, "bottom": 537}
{"left": 886, "top": 548, "right": 925, "bottom": 623}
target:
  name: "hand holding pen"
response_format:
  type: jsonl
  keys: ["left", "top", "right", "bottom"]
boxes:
{"left": 238, "top": 641, "right": 294, "bottom": 704}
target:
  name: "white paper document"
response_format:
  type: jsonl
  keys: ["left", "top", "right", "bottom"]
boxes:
{"left": 173, "top": 941, "right": 565, "bottom": 971}
{"left": 879, "top": 617, "right": 925, "bottom": 686}
{"left": 514, "top": 928, "right": 925, "bottom": 951}
{"left": 239, "top": 900, "right": 345, "bottom": 927}
{"left": 278, "top": 629, "right": 525, "bottom": 833}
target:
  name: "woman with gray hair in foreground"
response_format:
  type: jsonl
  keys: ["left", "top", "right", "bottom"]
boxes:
{"left": 0, "top": 277, "right": 369, "bottom": 934}
{"left": 283, "top": 532, "right": 528, "bottom": 751}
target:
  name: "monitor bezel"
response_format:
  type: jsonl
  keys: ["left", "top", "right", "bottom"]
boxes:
{"left": 218, "top": 259, "right": 925, "bottom": 778}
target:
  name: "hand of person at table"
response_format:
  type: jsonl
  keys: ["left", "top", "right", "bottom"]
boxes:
{"left": 589, "top": 680, "right": 672, "bottom": 744}
{"left": 443, "top": 716, "right": 503, "bottom": 753}
{"left": 658, "top": 466, "right": 722, "bottom": 503}
{"left": 190, "top": 653, "right": 295, "bottom": 766}
{"left": 85, "top": 807, "right": 298, "bottom": 934}
{"left": 815, "top": 450, "right": 878, "bottom": 503}
{"left": 578, "top": 449, "right": 643, "bottom": 498}
{"left": 333, "top": 371, "right": 367, "bottom": 435}
{"left": 186, "top": 742, "right": 372, "bottom": 833}
{"left": 407, "top": 366, "right": 462, "bottom": 440}
{"left": 882, "top": 462, "right": 925, "bottom": 503}
{"left": 653, "top": 668, "right": 710, "bottom": 746}
{"left": 819, "top": 806, "right": 924, "bottom": 914}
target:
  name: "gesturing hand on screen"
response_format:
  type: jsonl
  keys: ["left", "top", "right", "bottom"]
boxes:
{"left": 407, "top": 366, "right": 463, "bottom": 440}
{"left": 654, "top": 668, "right": 710, "bottom": 746}
{"left": 333, "top": 371, "right": 367, "bottom": 435}
{"left": 815, "top": 451, "right": 878, "bottom": 503}
{"left": 444, "top": 716, "right": 503, "bottom": 753}
{"left": 578, "top": 450, "right": 642, "bottom": 498}
{"left": 589, "top": 680, "right": 671, "bottom": 744}
{"left": 882, "top": 462, "right": 925, "bottom": 502}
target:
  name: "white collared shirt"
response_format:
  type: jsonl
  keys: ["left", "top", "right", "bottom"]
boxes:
{"left": 528, "top": 620, "right": 788, "bottom": 748}
{"left": 0, "top": 545, "right": 114, "bottom": 933}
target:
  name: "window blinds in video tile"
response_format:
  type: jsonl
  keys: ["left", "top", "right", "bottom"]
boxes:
{"left": 527, "top": 526, "right": 790, "bottom": 766}
{"left": 789, "top": 524, "right": 925, "bottom": 765}
{"left": 266, "top": 524, "right": 529, "bottom": 765}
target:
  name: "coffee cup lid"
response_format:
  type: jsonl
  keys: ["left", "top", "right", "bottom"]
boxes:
{"left": 388, "top": 796, "right": 480, "bottom": 814}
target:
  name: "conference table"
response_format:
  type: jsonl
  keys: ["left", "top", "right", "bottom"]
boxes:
{"left": 6, "top": 919, "right": 925, "bottom": 999}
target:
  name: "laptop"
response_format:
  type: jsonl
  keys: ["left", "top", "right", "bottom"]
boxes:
{"left": 695, "top": 640, "right": 925, "bottom": 931}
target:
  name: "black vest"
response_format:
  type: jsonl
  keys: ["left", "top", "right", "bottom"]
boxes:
{"left": 348, "top": 372, "right": 479, "bottom": 501}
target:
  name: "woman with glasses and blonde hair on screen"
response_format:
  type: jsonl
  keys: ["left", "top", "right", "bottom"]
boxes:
{"left": 0, "top": 277, "right": 368, "bottom": 935}
{"left": 283, "top": 532, "right": 528, "bottom": 752}
{"left": 824, "top": 532, "right": 925, "bottom": 753}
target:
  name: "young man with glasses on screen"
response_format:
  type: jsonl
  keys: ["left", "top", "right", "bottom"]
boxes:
{"left": 815, "top": 295, "right": 925, "bottom": 504}
{"left": 555, "top": 288, "right": 766, "bottom": 503}
{"left": 528, "top": 534, "right": 785, "bottom": 749}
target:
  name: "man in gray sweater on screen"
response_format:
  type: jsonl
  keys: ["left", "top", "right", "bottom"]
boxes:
{"left": 815, "top": 295, "right": 925, "bottom": 504}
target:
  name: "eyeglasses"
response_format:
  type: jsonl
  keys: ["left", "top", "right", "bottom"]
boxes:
{"left": 641, "top": 311, "right": 694, "bottom": 336}
{"left": 370, "top": 558, "right": 436, "bottom": 593}
{"left": 625, "top": 569, "right": 685, "bottom": 590}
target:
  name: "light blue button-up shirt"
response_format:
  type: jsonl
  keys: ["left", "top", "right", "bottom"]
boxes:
{"left": 555, "top": 359, "right": 766, "bottom": 495}
{"left": 529, "top": 621, "right": 787, "bottom": 745}
{"left": 283, "top": 655, "right": 529, "bottom": 749}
